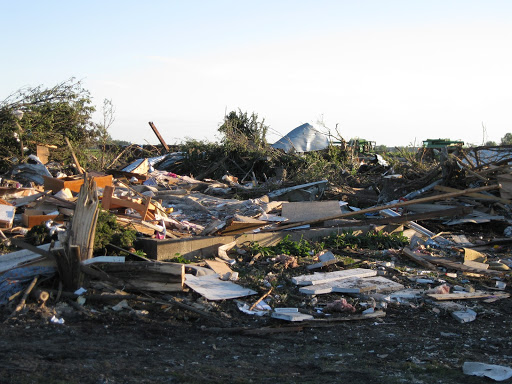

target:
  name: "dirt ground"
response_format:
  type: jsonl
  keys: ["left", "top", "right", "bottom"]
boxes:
{"left": 0, "top": 289, "right": 511, "bottom": 384}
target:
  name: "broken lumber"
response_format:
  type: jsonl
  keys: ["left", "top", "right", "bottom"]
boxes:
{"left": 64, "top": 137, "right": 84, "bottom": 174}
{"left": 434, "top": 185, "right": 510, "bottom": 204}
{"left": 292, "top": 268, "right": 377, "bottom": 286}
{"left": 273, "top": 184, "right": 500, "bottom": 231}
{"left": 148, "top": 122, "right": 170, "bottom": 152}
{"left": 427, "top": 291, "right": 510, "bottom": 301}
{"left": 402, "top": 247, "right": 437, "bottom": 270}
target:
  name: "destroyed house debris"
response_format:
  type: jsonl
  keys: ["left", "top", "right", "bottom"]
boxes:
{"left": 0, "top": 135, "right": 512, "bottom": 383}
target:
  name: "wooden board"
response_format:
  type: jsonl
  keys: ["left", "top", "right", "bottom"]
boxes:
{"left": 184, "top": 274, "right": 257, "bottom": 301}
{"left": 292, "top": 268, "right": 377, "bottom": 286}
{"left": 299, "top": 276, "right": 403, "bottom": 295}
{"left": 0, "top": 243, "right": 56, "bottom": 273}
{"left": 271, "top": 312, "right": 314, "bottom": 322}
{"left": 281, "top": 201, "right": 342, "bottom": 223}
{"left": 427, "top": 291, "right": 510, "bottom": 301}
{"left": 122, "top": 280, "right": 183, "bottom": 292}
{"left": 205, "top": 259, "right": 233, "bottom": 276}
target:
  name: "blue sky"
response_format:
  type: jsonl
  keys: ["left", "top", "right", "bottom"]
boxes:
{"left": 1, "top": 1, "right": 512, "bottom": 146}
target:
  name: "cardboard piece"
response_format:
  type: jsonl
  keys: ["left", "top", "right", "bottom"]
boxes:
{"left": 22, "top": 209, "right": 60, "bottom": 228}
{"left": 184, "top": 274, "right": 256, "bottom": 301}
{"left": 281, "top": 201, "right": 342, "bottom": 223}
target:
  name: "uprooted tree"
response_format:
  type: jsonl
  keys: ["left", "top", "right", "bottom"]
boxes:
{"left": 0, "top": 78, "right": 99, "bottom": 172}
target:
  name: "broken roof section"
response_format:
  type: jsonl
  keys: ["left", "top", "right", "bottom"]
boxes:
{"left": 271, "top": 123, "right": 330, "bottom": 153}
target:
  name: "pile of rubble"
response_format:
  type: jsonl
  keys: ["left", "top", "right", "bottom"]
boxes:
{"left": 0, "top": 142, "right": 511, "bottom": 352}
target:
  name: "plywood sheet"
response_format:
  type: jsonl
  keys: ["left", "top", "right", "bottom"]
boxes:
{"left": 281, "top": 201, "right": 342, "bottom": 222}
{"left": 184, "top": 274, "right": 256, "bottom": 301}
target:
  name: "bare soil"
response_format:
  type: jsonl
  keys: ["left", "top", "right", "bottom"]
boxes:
{"left": 1, "top": 290, "right": 511, "bottom": 384}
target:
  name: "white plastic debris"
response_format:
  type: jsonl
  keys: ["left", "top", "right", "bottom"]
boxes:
{"left": 54, "top": 188, "right": 73, "bottom": 200}
{"left": 74, "top": 287, "right": 87, "bottom": 296}
{"left": 50, "top": 315, "right": 65, "bottom": 325}
{"left": 452, "top": 309, "right": 477, "bottom": 323}
{"left": 463, "top": 362, "right": 512, "bottom": 381}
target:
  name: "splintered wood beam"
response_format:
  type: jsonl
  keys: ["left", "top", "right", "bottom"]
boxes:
{"left": 148, "top": 122, "right": 169, "bottom": 152}
{"left": 69, "top": 175, "right": 100, "bottom": 261}
{"left": 64, "top": 136, "right": 84, "bottom": 174}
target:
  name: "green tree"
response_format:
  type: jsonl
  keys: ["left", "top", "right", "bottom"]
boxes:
{"left": 501, "top": 133, "right": 512, "bottom": 145}
{"left": 0, "top": 78, "right": 97, "bottom": 170}
{"left": 218, "top": 109, "right": 268, "bottom": 149}
{"left": 485, "top": 140, "right": 498, "bottom": 146}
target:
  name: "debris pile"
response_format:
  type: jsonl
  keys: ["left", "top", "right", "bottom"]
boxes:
{"left": 0, "top": 139, "right": 511, "bottom": 349}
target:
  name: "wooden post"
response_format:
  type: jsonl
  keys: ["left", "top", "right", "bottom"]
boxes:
{"left": 54, "top": 175, "right": 100, "bottom": 290}
{"left": 148, "top": 122, "right": 170, "bottom": 152}
{"left": 68, "top": 174, "right": 100, "bottom": 261}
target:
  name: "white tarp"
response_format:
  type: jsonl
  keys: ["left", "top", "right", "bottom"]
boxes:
{"left": 272, "top": 123, "right": 329, "bottom": 153}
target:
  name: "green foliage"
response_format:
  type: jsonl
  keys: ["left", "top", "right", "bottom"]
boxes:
{"left": 485, "top": 140, "right": 497, "bottom": 146}
{"left": 501, "top": 133, "right": 512, "bottom": 145}
{"left": 94, "top": 209, "right": 136, "bottom": 254}
{"left": 169, "top": 254, "right": 192, "bottom": 264}
{"left": 323, "top": 230, "right": 409, "bottom": 250}
{"left": 285, "top": 145, "right": 349, "bottom": 184}
{"left": 250, "top": 235, "right": 314, "bottom": 257}
{"left": 0, "top": 78, "right": 97, "bottom": 171}
{"left": 218, "top": 109, "right": 268, "bottom": 150}
{"left": 25, "top": 224, "right": 55, "bottom": 246}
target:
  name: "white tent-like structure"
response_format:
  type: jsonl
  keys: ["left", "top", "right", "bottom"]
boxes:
{"left": 271, "top": 123, "right": 330, "bottom": 153}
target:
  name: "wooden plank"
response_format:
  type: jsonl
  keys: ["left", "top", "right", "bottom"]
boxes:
{"left": 0, "top": 243, "right": 55, "bottom": 273}
{"left": 300, "top": 276, "right": 403, "bottom": 295}
{"left": 273, "top": 184, "right": 500, "bottom": 231}
{"left": 422, "top": 255, "right": 503, "bottom": 275}
{"left": 401, "top": 247, "right": 437, "bottom": 270}
{"left": 271, "top": 312, "right": 314, "bottom": 322}
{"left": 292, "top": 268, "right": 377, "bottom": 286}
{"left": 148, "top": 122, "right": 169, "bottom": 152}
{"left": 121, "top": 280, "right": 183, "bottom": 292}
{"left": 325, "top": 206, "right": 473, "bottom": 227}
{"left": 138, "top": 224, "right": 403, "bottom": 261}
{"left": 427, "top": 291, "right": 510, "bottom": 301}
{"left": 434, "top": 185, "right": 510, "bottom": 204}
{"left": 205, "top": 259, "right": 233, "bottom": 276}
{"left": 64, "top": 136, "right": 84, "bottom": 174}
{"left": 281, "top": 201, "right": 342, "bottom": 222}
{"left": 304, "top": 310, "right": 386, "bottom": 324}
{"left": 184, "top": 274, "right": 257, "bottom": 301}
